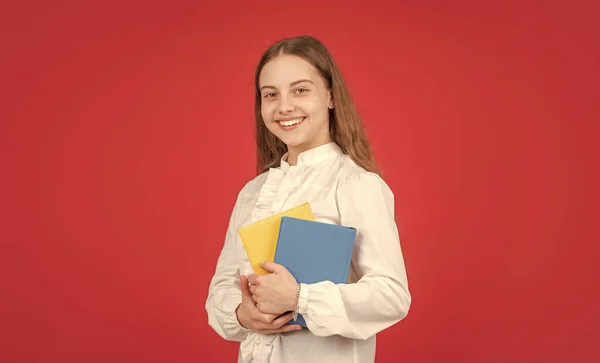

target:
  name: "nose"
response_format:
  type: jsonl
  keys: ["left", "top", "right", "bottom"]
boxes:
{"left": 276, "top": 93, "right": 296, "bottom": 114}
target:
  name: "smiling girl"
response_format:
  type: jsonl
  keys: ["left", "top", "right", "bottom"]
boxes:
{"left": 206, "top": 35, "right": 411, "bottom": 363}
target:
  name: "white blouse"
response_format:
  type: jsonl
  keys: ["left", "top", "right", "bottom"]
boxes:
{"left": 205, "top": 142, "right": 411, "bottom": 363}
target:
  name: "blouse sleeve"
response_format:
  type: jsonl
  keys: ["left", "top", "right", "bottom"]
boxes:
{"left": 205, "top": 186, "right": 250, "bottom": 342}
{"left": 297, "top": 170, "right": 411, "bottom": 340}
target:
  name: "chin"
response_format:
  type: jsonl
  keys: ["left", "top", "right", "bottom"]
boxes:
{"left": 267, "top": 129, "right": 303, "bottom": 146}
{"left": 278, "top": 135, "right": 308, "bottom": 148}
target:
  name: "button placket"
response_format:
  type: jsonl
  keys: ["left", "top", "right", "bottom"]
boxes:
{"left": 252, "top": 338, "right": 262, "bottom": 361}
{"left": 251, "top": 339, "right": 274, "bottom": 362}
{"left": 270, "top": 169, "right": 297, "bottom": 214}
{"left": 261, "top": 342, "right": 274, "bottom": 361}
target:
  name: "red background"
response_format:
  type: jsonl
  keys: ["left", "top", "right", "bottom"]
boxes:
{"left": 1, "top": 1, "right": 598, "bottom": 362}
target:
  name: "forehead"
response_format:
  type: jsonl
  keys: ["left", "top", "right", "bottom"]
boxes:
{"left": 259, "top": 55, "right": 322, "bottom": 87}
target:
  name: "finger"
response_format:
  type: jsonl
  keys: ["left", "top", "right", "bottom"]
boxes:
{"left": 240, "top": 275, "right": 252, "bottom": 300}
{"left": 247, "top": 274, "right": 260, "bottom": 285}
{"left": 251, "top": 294, "right": 259, "bottom": 304}
{"left": 257, "top": 324, "right": 302, "bottom": 335}
{"left": 249, "top": 284, "right": 257, "bottom": 295}
{"left": 259, "top": 261, "right": 285, "bottom": 274}
{"left": 271, "top": 312, "right": 294, "bottom": 328}
{"left": 251, "top": 309, "right": 276, "bottom": 324}
{"left": 251, "top": 311, "right": 292, "bottom": 330}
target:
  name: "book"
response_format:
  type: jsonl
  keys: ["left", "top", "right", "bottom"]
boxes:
{"left": 238, "top": 203, "right": 315, "bottom": 274}
{"left": 274, "top": 216, "right": 357, "bottom": 327}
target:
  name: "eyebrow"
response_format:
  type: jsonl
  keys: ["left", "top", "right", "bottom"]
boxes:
{"left": 260, "top": 79, "right": 314, "bottom": 92}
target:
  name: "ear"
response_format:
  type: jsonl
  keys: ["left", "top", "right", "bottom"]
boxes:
{"left": 328, "top": 92, "right": 334, "bottom": 109}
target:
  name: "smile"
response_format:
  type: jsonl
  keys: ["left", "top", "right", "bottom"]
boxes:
{"left": 277, "top": 117, "right": 305, "bottom": 129}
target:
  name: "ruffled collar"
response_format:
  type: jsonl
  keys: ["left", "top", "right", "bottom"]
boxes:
{"left": 279, "top": 142, "right": 343, "bottom": 171}
{"left": 248, "top": 142, "right": 344, "bottom": 225}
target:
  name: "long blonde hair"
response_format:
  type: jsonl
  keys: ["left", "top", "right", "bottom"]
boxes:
{"left": 254, "top": 35, "right": 381, "bottom": 176}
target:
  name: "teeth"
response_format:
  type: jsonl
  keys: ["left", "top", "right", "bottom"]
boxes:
{"left": 279, "top": 118, "right": 303, "bottom": 126}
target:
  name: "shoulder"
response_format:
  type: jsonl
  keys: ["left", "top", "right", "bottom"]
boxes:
{"left": 335, "top": 156, "right": 397, "bottom": 223}
{"left": 234, "top": 170, "right": 270, "bottom": 203}
{"left": 227, "top": 171, "right": 270, "bottom": 222}
{"left": 337, "top": 155, "right": 393, "bottom": 196}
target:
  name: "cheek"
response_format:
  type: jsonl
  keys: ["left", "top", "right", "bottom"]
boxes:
{"left": 304, "top": 101, "right": 328, "bottom": 119}
{"left": 301, "top": 95, "right": 328, "bottom": 115}
{"left": 261, "top": 102, "right": 274, "bottom": 122}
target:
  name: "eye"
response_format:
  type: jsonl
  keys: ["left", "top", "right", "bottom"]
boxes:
{"left": 294, "top": 88, "right": 309, "bottom": 94}
{"left": 263, "top": 92, "right": 277, "bottom": 98}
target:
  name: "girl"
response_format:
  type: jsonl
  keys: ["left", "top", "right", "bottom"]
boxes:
{"left": 205, "top": 35, "right": 411, "bottom": 363}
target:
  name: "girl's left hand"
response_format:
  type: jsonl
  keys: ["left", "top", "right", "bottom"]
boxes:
{"left": 247, "top": 262, "right": 298, "bottom": 315}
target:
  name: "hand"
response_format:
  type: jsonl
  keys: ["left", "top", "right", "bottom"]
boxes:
{"left": 236, "top": 275, "right": 301, "bottom": 335}
{"left": 247, "top": 262, "right": 298, "bottom": 315}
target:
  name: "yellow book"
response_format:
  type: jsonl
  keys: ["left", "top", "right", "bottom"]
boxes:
{"left": 239, "top": 202, "right": 315, "bottom": 274}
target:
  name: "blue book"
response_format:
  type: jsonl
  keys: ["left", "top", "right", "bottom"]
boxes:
{"left": 274, "top": 216, "right": 357, "bottom": 328}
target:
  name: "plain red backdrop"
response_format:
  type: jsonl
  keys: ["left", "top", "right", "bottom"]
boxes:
{"left": 1, "top": 1, "right": 598, "bottom": 362}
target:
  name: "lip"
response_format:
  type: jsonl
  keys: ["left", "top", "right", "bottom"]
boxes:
{"left": 276, "top": 116, "right": 306, "bottom": 131}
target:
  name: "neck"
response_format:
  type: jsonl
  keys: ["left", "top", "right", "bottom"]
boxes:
{"left": 286, "top": 137, "right": 333, "bottom": 166}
